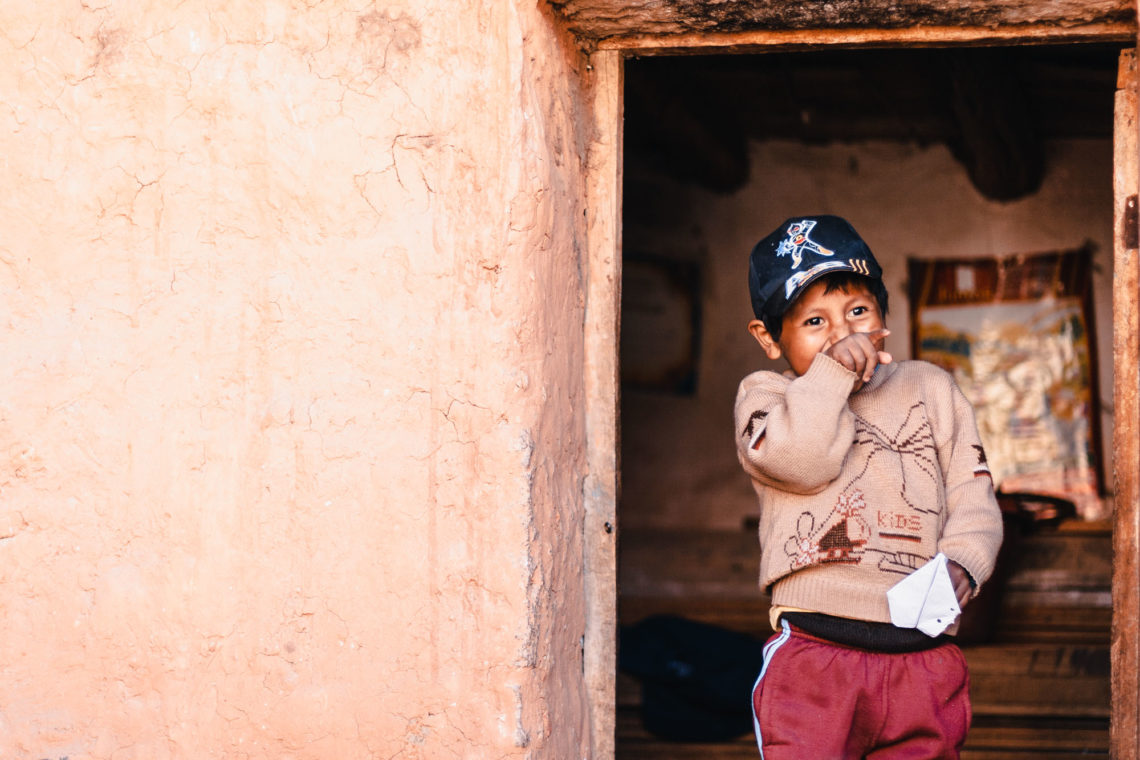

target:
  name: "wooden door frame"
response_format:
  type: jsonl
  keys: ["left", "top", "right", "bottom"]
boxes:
{"left": 582, "top": 22, "right": 1140, "bottom": 760}
{"left": 1113, "top": 46, "right": 1140, "bottom": 760}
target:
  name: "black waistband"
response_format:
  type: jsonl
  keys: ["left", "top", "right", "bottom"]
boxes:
{"left": 780, "top": 612, "right": 951, "bottom": 653}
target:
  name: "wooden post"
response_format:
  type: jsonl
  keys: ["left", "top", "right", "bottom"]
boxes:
{"left": 583, "top": 48, "right": 623, "bottom": 760}
{"left": 1112, "top": 45, "right": 1140, "bottom": 760}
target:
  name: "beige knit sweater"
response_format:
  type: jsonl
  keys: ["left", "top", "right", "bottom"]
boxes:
{"left": 735, "top": 353, "right": 1004, "bottom": 624}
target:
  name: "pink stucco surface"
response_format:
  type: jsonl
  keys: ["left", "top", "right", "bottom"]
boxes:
{"left": 0, "top": 2, "right": 594, "bottom": 757}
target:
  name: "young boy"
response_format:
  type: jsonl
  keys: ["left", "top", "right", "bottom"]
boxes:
{"left": 736, "top": 215, "right": 1003, "bottom": 759}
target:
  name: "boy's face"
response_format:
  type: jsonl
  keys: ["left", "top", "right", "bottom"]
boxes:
{"left": 749, "top": 279, "right": 886, "bottom": 377}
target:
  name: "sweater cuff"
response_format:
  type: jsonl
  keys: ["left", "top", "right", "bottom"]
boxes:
{"left": 801, "top": 352, "right": 858, "bottom": 392}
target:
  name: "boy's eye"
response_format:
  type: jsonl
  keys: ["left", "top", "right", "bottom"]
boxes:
{"left": 851, "top": 306, "right": 868, "bottom": 316}
{"left": 804, "top": 317, "right": 823, "bottom": 327}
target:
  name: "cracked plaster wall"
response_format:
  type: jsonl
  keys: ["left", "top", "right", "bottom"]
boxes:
{"left": 0, "top": 1, "right": 592, "bottom": 757}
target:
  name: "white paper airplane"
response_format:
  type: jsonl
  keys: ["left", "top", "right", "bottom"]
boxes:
{"left": 886, "top": 552, "right": 961, "bottom": 637}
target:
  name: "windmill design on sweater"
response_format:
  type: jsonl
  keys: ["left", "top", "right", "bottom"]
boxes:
{"left": 782, "top": 401, "right": 947, "bottom": 574}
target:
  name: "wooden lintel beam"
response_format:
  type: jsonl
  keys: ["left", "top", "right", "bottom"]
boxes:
{"left": 549, "top": 0, "right": 1134, "bottom": 46}
{"left": 594, "top": 23, "right": 1134, "bottom": 54}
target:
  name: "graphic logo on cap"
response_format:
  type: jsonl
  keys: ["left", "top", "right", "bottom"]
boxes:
{"left": 777, "top": 219, "right": 834, "bottom": 269}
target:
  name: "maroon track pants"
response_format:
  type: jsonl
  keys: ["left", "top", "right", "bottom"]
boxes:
{"left": 751, "top": 620, "right": 971, "bottom": 760}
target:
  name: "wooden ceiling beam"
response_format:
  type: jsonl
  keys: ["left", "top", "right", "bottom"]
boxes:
{"left": 944, "top": 49, "right": 1046, "bottom": 200}
{"left": 624, "top": 68, "right": 750, "bottom": 192}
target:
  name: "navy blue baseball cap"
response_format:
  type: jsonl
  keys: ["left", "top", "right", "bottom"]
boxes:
{"left": 748, "top": 215, "right": 883, "bottom": 327}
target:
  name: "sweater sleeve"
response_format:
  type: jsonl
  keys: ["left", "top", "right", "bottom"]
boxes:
{"left": 934, "top": 374, "right": 1005, "bottom": 592}
{"left": 734, "top": 353, "right": 858, "bottom": 494}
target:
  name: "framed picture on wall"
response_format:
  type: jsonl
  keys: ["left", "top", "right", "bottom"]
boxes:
{"left": 908, "top": 246, "right": 1104, "bottom": 519}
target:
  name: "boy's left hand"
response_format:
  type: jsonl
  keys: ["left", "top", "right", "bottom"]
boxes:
{"left": 947, "top": 560, "right": 973, "bottom": 609}
{"left": 825, "top": 329, "right": 893, "bottom": 392}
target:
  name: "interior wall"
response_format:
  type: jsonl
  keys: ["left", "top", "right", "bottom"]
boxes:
{"left": 0, "top": 2, "right": 594, "bottom": 757}
{"left": 622, "top": 137, "right": 1114, "bottom": 531}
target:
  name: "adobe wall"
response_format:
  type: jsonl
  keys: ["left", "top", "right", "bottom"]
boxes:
{"left": 623, "top": 138, "right": 1115, "bottom": 530}
{"left": 0, "top": 2, "right": 593, "bottom": 757}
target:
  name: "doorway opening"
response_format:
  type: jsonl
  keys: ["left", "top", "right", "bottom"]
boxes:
{"left": 615, "top": 43, "right": 1123, "bottom": 758}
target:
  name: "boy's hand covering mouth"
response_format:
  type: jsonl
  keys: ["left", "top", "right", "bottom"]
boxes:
{"left": 826, "top": 328, "right": 893, "bottom": 390}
